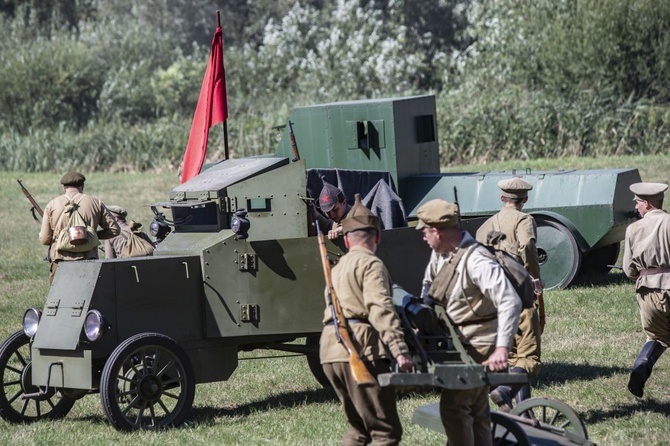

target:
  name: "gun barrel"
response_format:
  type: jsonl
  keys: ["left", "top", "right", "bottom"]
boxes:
{"left": 17, "top": 179, "right": 43, "bottom": 219}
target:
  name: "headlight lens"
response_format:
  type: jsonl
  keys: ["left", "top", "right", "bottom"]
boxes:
{"left": 84, "top": 310, "right": 105, "bottom": 342}
{"left": 22, "top": 308, "right": 41, "bottom": 337}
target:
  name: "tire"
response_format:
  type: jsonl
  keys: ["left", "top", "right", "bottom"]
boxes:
{"left": 100, "top": 333, "right": 195, "bottom": 431}
{"left": 0, "top": 330, "right": 75, "bottom": 423}
{"left": 536, "top": 218, "right": 582, "bottom": 290}
{"left": 305, "top": 335, "right": 331, "bottom": 388}
{"left": 491, "top": 411, "right": 531, "bottom": 446}
{"left": 510, "top": 396, "right": 589, "bottom": 440}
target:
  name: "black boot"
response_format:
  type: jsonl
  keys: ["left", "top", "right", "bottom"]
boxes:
{"left": 508, "top": 367, "right": 531, "bottom": 405}
{"left": 490, "top": 385, "right": 514, "bottom": 412}
{"left": 628, "top": 340, "right": 666, "bottom": 398}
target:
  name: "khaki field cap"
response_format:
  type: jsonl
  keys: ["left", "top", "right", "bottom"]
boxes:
{"left": 498, "top": 177, "right": 533, "bottom": 199}
{"left": 416, "top": 199, "right": 460, "bottom": 230}
{"left": 342, "top": 194, "right": 380, "bottom": 234}
{"left": 60, "top": 171, "right": 86, "bottom": 186}
{"left": 318, "top": 176, "right": 345, "bottom": 213}
{"left": 630, "top": 182, "right": 668, "bottom": 202}
{"left": 106, "top": 205, "right": 127, "bottom": 219}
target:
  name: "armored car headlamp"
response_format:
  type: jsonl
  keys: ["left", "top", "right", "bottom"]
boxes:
{"left": 231, "top": 209, "right": 250, "bottom": 240}
{"left": 22, "top": 307, "right": 42, "bottom": 337}
{"left": 84, "top": 310, "right": 106, "bottom": 342}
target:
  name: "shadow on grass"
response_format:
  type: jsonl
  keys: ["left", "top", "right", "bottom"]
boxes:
{"left": 570, "top": 270, "right": 630, "bottom": 288}
{"left": 533, "top": 361, "right": 628, "bottom": 389}
{"left": 584, "top": 398, "right": 670, "bottom": 423}
{"left": 189, "top": 386, "right": 339, "bottom": 426}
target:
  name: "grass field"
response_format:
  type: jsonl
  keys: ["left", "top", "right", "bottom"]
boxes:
{"left": 0, "top": 154, "right": 669, "bottom": 445}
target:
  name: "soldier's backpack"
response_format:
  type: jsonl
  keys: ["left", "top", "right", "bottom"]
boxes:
{"left": 55, "top": 199, "right": 100, "bottom": 253}
{"left": 480, "top": 231, "right": 536, "bottom": 309}
{"left": 121, "top": 221, "right": 154, "bottom": 258}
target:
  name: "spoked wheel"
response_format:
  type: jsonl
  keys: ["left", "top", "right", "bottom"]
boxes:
{"left": 0, "top": 330, "right": 76, "bottom": 423}
{"left": 100, "top": 333, "right": 195, "bottom": 431}
{"left": 491, "top": 411, "right": 531, "bottom": 446}
{"left": 305, "top": 335, "right": 330, "bottom": 388}
{"left": 510, "top": 397, "right": 589, "bottom": 441}
{"left": 536, "top": 218, "right": 582, "bottom": 290}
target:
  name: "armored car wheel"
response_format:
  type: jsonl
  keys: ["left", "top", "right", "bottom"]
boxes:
{"left": 305, "top": 335, "right": 331, "bottom": 388}
{"left": 100, "top": 333, "right": 195, "bottom": 431}
{"left": 491, "top": 411, "right": 531, "bottom": 446}
{"left": 511, "top": 396, "right": 588, "bottom": 440}
{"left": 536, "top": 218, "right": 582, "bottom": 290}
{"left": 0, "top": 330, "right": 76, "bottom": 423}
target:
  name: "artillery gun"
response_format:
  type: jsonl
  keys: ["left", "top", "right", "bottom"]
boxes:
{"left": 0, "top": 95, "right": 637, "bottom": 431}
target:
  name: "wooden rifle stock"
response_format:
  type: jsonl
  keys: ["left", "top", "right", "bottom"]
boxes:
{"left": 537, "top": 290, "right": 546, "bottom": 334}
{"left": 314, "top": 214, "right": 375, "bottom": 386}
{"left": 288, "top": 120, "right": 300, "bottom": 162}
{"left": 17, "top": 179, "right": 43, "bottom": 221}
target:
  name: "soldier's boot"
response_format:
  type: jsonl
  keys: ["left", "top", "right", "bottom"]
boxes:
{"left": 507, "top": 366, "right": 531, "bottom": 406}
{"left": 628, "top": 340, "right": 665, "bottom": 398}
{"left": 490, "top": 386, "right": 514, "bottom": 413}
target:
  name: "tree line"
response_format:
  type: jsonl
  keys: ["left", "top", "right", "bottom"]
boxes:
{"left": 1, "top": 0, "right": 668, "bottom": 172}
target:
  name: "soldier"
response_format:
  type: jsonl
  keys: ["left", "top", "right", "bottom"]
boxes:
{"left": 418, "top": 199, "right": 521, "bottom": 446}
{"left": 39, "top": 171, "right": 120, "bottom": 283}
{"left": 319, "top": 194, "right": 414, "bottom": 446}
{"left": 105, "top": 205, "right": 155, "bottom": 259}
{"left": 623, "top": 182, "right": 670, "bottom": 398}
{"left": 318, "top": 176, "right": 351, "bottom": 239}
{"left": 475, "top": 177, "right": 543, "bottom": 411}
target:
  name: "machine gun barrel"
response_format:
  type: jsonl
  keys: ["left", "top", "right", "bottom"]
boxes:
{"left": 288, "top": 120, "right": 300, "bottom": 162}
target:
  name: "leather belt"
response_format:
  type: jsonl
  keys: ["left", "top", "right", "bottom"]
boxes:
{"left": 458, "top": 315, "right": 497, "bottom": 327}
{"left": 326, "top": 318, "right": 367, "bottom": 325}
{"left": 639, "top": 266, "right": 670, "bottom": 276}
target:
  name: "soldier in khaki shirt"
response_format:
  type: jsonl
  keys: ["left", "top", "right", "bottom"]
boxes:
{"left": 623, "top": 182, "right": 670, "bottom": 398}
{"left": 419, "top": 199, "right": 521, "bottom": 446}
{"left": 319, "top": 194, "right": 413, "bottom": 446}
{"left": 39, "top": 171, "right": 120, "bottom": 283}
{"left": 475, "top": 177, "right": 543, "bottom": 410}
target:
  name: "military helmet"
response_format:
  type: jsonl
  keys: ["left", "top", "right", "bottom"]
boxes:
{"left": 341, "top": 194, "right": 380, "bottom": 234}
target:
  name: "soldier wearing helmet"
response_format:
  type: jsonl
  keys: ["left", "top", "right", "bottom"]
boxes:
{"left": 317, "top": 176, "right": 351, "bottom": 239}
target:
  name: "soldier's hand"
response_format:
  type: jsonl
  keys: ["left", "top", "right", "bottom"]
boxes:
{"left": 482, "top": 347, "right": 509, "bottom": 372}
{"left": 327, "top": 226, "right": 343, "bottom": 239}
{"left": 532, "top": 278, "right": 544, "bottom": 295}
{"left": 396, "top": 353, "right": 414, "bottom": 372}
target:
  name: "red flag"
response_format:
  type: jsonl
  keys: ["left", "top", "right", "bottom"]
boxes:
{"left": 180, "top": 25, "right": 228, "bottom": 184}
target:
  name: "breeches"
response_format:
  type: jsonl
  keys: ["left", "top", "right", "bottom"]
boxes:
{"left": 508, "top": 306, "right": 542, "bottom": 377}
{"left": 637, "top": 289, "right": 670, "bottom": 348}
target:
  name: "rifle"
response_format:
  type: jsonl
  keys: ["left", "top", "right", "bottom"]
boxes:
{"left": 17, "top": 179, "right": 43, "bottom": 222}
{"left": 288, "top": 120, "right": 300, "bottom": 162}
{"left": 453, "top": 186, "right": 462, "bottom": 229}
{"left": 312, "top": 204, "right": 375, "bottom": 386}
{"left": 537, "top": 289, "right": 546, "bottom": 335}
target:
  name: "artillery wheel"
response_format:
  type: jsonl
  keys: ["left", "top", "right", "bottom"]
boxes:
{"left": 580, "top": 242, "right": 620, "bottom": 275}
{"left": 100, "top": 333, "right": 195, "bottom": 431}
{"left": 305, "top": 335, "right": 331, "bottom": 388}
{"left": 536, "top": 218, "right": 582, "bottom": 289}
{"left": 491, "top": 411, "right": 531, "bottom": 446}
{"left": 0, "top": 330, "right": 76, "bottom": 423}
{"left": 510, "top": 396, "right": 588, "bottom": 440}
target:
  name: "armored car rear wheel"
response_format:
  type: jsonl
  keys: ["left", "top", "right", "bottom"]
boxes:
{"left": 510, "top": 396, "right": 588, "bottom": 440}
{"left": 100, "top": 333, "right": 195, "bottom": 431}
{"left": 536, "top": 218, "right": 582, "bottom": 290}
{"left": 305, "top": 335, "right": 331, "bottom": 388}
{"left": 0, "top": 330, "right": 76, "bottom": 423}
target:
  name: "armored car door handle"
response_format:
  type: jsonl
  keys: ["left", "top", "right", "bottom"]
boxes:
{"left": 182, "top": 262, "right": 190, "bottom": 279}
{"left": 131, "top": 265, "right": 139, "bottom": 283}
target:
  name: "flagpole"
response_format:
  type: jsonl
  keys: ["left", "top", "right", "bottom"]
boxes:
{"left": 217, "top": 10, "right": 230, "bottom": 160}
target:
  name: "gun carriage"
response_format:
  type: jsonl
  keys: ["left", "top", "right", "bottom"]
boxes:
{"left": 2, "top": 96, "right": 633, "bottom": 440}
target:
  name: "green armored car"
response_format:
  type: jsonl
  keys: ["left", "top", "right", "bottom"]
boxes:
{"left": 0, "top": 95, "right": 639, "bottom": 430}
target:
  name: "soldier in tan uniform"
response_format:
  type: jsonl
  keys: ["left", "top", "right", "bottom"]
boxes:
{"left": 105, "top": 205, "right": 154, "bottom": 259}
{"left": 623, "top": 182, "right": 670, "bottom": 398}
{"left": 418, "top": 199, "right": 521, "bottom": 446}
{"left": 475, "top": 177, "right": 543, "bottom": 410}
{"left": 319, "top": 194, "right": 413, "bottom": 446}
{"left": 318, "top": 176, "right": 351, "bottom": 239}
{"left": 39, "top": 172, "right": 120, "bottom": 283}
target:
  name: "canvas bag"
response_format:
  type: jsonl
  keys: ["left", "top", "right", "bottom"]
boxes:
{"left": 121, "top": 221, "right": 154, "bottom": 258}
{"left": 55, "top": 199, "right": 100, "bottom": 253}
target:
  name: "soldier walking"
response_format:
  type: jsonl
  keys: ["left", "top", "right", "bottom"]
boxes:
{"left": 623, "top": 182, "right": 670, "bottom": 398}
{"left": 475, "top": 177, "right": 543, "bottom": 410}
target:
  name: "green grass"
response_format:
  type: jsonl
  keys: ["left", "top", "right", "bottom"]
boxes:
{"left": 1, "top": 154, "right": 670, "bottom": 445}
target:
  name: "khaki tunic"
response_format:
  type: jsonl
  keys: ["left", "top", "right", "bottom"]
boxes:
{"left": 623, "top": 209, "right": 670, "bottom": 346}
{"left": 476, "top": 207, "right": 542, "bottom": 376}
{"left": 319, "top": 245, "right": 409, "bottom": 446}
{"left": 39, "top": 191, "right": 119, "bottom": 262}
{"left": 476, "top": 207, "right": 541, "bottom": 279}
{"left": 105, "top": 220, "right": 154, "bottom": 259}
